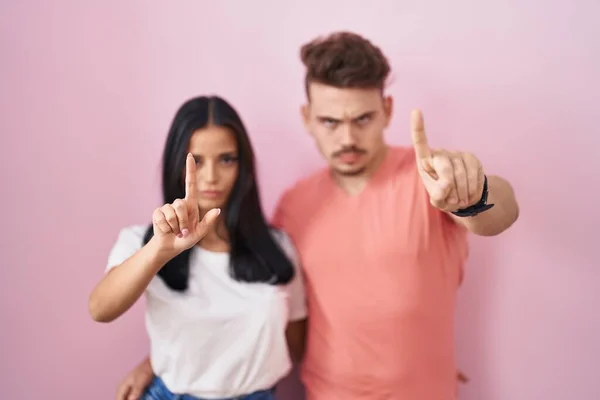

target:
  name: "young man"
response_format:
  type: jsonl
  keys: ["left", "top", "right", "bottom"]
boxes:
{"left": 115, "top": 32, "right": 519, "bottom": 400}
{"left": 271, "top": 31, "right": 518, "bottom": 400}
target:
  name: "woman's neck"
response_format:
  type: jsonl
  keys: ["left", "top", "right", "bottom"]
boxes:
{"left": 197, "top": 215, "right": 230, "bottom": 252}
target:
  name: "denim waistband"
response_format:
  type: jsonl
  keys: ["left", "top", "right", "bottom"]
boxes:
{"left": 142, "top": 376, "right": 276, "bottom": 400}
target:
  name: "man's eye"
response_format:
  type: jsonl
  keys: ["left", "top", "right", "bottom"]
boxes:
{"left": 357, "top": 115, "right": 371, "bottom": 124}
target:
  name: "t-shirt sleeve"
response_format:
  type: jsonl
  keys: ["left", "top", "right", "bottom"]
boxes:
{"left": 440, "top": 213, "right": 470, "bottom": 284}
{"left": 276, "top": 230, "right": 308, "bottom": 322}
{"left": 105, "top": 225, "right": 148, "bottom": 273}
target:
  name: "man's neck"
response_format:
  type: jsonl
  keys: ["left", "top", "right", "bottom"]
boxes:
{"left": 333, "top": 145, "right": 389, "bottom": 196}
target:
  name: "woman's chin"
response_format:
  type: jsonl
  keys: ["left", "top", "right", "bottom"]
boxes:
{"left": 198, "top": 200, "right": 226, "bottom": 213}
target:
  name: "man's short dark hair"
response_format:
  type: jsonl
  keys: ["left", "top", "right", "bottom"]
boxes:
{"left": 300, "top": 31, "right": 391, "bottom": 96}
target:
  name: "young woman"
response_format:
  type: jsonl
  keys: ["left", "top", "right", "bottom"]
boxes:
{"left": 88, "top": 95, "right": 307, "bottom": 400}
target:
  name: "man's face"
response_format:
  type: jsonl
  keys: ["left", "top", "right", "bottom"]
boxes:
{"left": 302, "top": 82, "right": 392, "bottom": 177}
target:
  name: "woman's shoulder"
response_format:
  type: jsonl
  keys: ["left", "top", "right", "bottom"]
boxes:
{"left": 269, "top": 227, "right": 298, "bottom": 262}
{"left": 105, "top": 224, "right": 150, "bottom": 272}
{"left": 269, "top": 226, "right": 292, "bottom": 245}
{"left": 113, "top": 224, "right": 150, "bottom": 245}
{"left": 106, "top": 224, "right": 150, "bottom": 266}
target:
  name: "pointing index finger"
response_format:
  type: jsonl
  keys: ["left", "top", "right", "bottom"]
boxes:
{"left": 411, "top": 109, "right": 432, "bottom": 161}
{"left": 185, "top": 153, "right": 197, "bottom": 200}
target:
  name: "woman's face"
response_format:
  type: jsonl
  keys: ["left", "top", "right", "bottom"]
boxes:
{"left": 187, "top": 125, "right": 239, "bottom": 215}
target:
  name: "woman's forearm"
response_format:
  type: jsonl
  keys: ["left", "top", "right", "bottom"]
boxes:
{"left": 88, "top": 238, "right": 174, "bottom": 323}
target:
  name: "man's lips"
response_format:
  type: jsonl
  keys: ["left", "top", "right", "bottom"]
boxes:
{"left": 337, "top": 152, "right": 363, "bottom": 164}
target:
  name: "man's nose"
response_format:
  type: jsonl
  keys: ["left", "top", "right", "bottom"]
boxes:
{"left": 338, "top": 123, "right": 357, "bottom": 146}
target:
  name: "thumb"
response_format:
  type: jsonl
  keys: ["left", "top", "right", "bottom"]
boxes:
{"left": 419, "top": 157, "right": 437, "bottom": 177}
{"left": 195, "top": 208, "right": 221, "bottom": 237}
{"left": 427, "top": 179, "right": 453, "bottom": 206}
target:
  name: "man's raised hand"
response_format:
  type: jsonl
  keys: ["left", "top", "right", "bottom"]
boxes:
{"left": 411, "top": 109, "right": 485, "bottom": 212}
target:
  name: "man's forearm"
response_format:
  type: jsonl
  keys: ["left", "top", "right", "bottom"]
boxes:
{"left": 450, "top": 175, "right": 519, "bottom": 236}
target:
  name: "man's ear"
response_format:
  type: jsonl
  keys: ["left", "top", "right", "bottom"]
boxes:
{"left": 383, "top": 95, "right": 394, "bottom": 127}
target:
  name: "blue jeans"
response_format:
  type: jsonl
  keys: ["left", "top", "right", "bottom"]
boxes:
{"left": 142, "top": 376, "right": 277, "bottom": 400}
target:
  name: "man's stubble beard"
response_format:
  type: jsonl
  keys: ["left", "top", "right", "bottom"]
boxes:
{"left": 333, "top": 166, "right": 368, "bottom": 177}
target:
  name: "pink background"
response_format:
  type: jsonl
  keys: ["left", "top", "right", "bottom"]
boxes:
{"left": 1, "top": 1, "right": 598, "bottom": 399}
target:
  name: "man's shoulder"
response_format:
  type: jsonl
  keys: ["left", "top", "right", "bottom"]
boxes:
{"left": 271, "top": 167, "right": 328, "bottom": 232}
{"left": 386, "top": 145, "right": 417, "bottom": 170}
{"left": 278, "top": 167, "right": 330, "bottom": 205}
{"left": 367, "top": 145, "right": 419, "bottom": 189}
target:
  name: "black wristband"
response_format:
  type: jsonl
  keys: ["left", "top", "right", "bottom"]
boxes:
{"left": 450, "top": 175, "right": 495, "bottom": 217}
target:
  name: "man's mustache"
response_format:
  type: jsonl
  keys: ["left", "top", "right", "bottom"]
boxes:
{"left": 333, "top": 147, "right": 366, "bottom": 158}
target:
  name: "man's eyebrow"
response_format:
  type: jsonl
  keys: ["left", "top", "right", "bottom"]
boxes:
{"left": 316, "top": 115, "right": 342, "bottom": 122}
{"left": 352, "top": 111, "right": 377, "bottom": 121}
{"left": 317, "top": 111, "right": 377, "bottom": 122}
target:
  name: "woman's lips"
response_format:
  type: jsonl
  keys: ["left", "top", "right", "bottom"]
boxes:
{"left": 199, "top": 190, "right": 221, "bottom": 199}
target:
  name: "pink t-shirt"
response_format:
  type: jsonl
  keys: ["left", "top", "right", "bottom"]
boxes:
{"left": 272, "top": 146, "right": 469, "bottom": 400}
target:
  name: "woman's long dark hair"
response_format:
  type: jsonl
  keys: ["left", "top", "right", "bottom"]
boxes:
{"left": 142, "top": 95, "right": 295, "bottom": 291}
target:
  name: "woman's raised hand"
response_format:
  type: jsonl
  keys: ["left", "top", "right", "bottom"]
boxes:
{"left": 152, "top": 153, "right": 220, "bottom": 255}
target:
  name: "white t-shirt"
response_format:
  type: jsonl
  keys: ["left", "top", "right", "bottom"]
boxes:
{"left": 105, "top": 225, "right": 307, "bottom": 398}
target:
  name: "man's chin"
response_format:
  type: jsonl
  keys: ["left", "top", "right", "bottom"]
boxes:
{"left": 332, "top": 163, "right": 367, "bottom": 177}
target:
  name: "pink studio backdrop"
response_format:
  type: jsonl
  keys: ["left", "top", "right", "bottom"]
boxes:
{"left": 1, "top": 1, "right": 598, "bottom": 399}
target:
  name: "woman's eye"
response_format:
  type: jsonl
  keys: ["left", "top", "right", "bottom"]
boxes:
{"left": 221, "top": 155, "right": 238, "bottom": 164}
